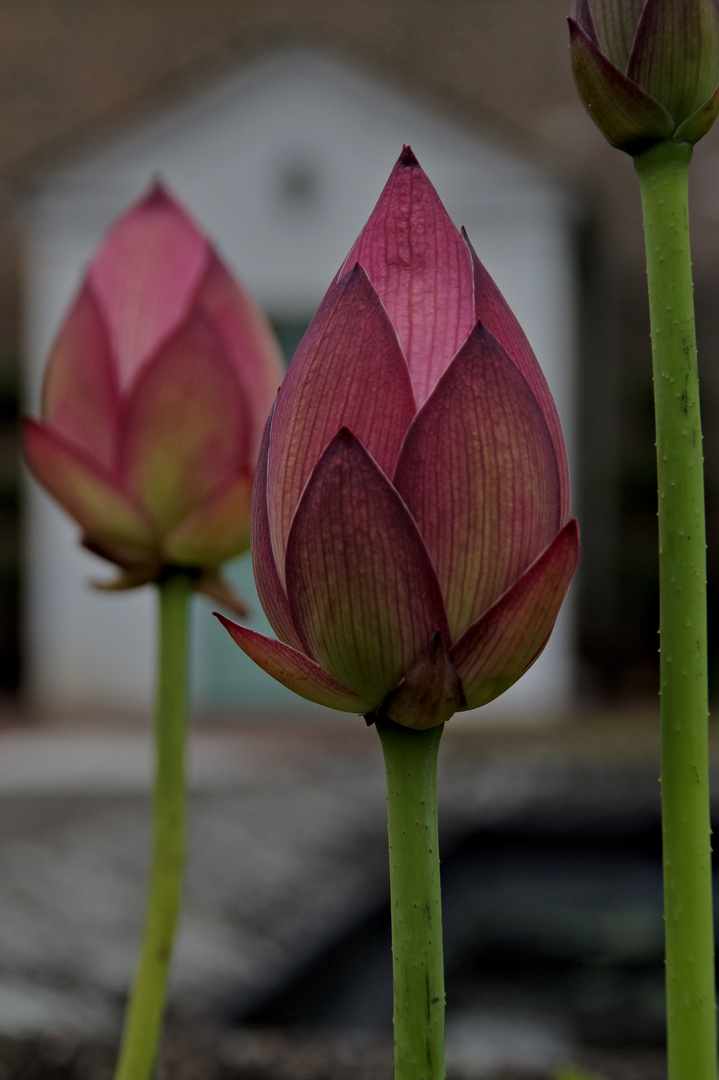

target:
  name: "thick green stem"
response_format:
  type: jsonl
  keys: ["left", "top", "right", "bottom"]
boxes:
{"left": 377, "top": 718, "right": 445, "bottom": 1080}
{"left": 634, "top": 139, "right": 716, "bottom": 1080}
{"left": 114, "top": 570, "right": 193, "bottom": 1080}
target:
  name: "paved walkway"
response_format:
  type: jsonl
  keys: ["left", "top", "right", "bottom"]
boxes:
{"left": 0, "top": 705, "right": 673, "bottom": 1074}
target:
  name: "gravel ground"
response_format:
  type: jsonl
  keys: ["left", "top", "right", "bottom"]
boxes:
{"left": 0, "top": 708, "right": 687, "bottom": 1079}
{"left": 0, "top": 1028, "right": 669, "bottom": 1080}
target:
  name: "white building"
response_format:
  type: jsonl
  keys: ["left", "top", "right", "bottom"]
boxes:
{"left": 22, "top": 48, "right": 578, "bottom": 718}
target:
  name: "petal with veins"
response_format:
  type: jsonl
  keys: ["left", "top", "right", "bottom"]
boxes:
{"left": 285, "top": 430, "right": 449, "bottom": 702}
{"left": 41, "top": 283, "right": 119, "bottom": 471}
{"left": 89, "top": 185, "right": 209, "bottom": 388}
{"left": 251, "top": 407, "right": 305, "bottom": 652}
{"left": 164, "top": 469, "right": 253, "bottom": 567}
{"left": 337, "top": 146, "right": 475, "bottom": 406}
{"left": 451, "top": 520, "right": 579, "bottom": 710}
{"left": 23, "top": 419, "right": 156, "bottom": 557}
{"left": 267, "top": 265, "right": 416, "bottom": 578}
{"left": 395, "top": 323, "right": 561, "bottom": 641}
{"left": 214, "top": 614, "right": 372, "bottom": 713}
{"left": 120, "top": 310, "right": 248, "bottom": 530}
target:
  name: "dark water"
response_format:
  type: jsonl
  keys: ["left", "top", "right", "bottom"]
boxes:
{"left": 240, "top": 817, "right": 671, "bottom": 1057}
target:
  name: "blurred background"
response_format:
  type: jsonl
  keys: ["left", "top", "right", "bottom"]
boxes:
{"left": 0, "top": 1, "right": 718, "bottom": 1077}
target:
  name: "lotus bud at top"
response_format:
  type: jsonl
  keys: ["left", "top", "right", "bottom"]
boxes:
{"left": 24, "top": 185, "right": 284, "bottom": 613}
{"left": 217, "top": 147, "right": 579, "bottom": 730}
{"left": 569, "top": 0, "right": 719, "bottom": 153}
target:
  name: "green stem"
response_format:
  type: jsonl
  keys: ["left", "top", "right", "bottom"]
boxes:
{"left": 114, "top": 570, "right": 193, "bottom": 1080}
{"left": 376, "top": 718, "right": 445, "bottom": 1080}
{"left": 634, "top": 139, "right": 716, "bottom": 1080}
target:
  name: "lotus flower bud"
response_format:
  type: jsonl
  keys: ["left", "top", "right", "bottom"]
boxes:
{"left": 24, "top": 185, "right": 284, "bottom": 612}
{"left": 569, "top": 0, "right": 719, "bottom": 153}
{"left": 216, "top": 148, "right": 579, "bottom": 729}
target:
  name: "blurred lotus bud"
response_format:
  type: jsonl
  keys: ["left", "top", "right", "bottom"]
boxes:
{"left": 24, "top": 184, "right": 284, "bottom": 613}
{"left": 569, "top": 0, "right": 719, "bottom": 152}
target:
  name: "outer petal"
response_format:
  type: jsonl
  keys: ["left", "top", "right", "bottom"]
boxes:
{"left": 119, "top": 309, "right": 249, "bottom": 530}
{"left": 628, "top": 0, "right": 719, "bottom": 123}
{"left": 394, "top": 323, "right": 561, "bottom": 641}
{"left": 196, "top": 251, "right": 284, "bottom": 461}
{"left": 674, "top": 81, "right": 719, "bottom": 140}
{"left": 163, "top": 469, "right": 253, "bottom": 567}
{"left": 568, "top": 17, "right": 675, "bottom": 152}
{"left": 465, "top": 234, "right": 571, "bottom": 522}
{"left": 267, "top": 265, "right": 416, "bottom": 579}
{"left": 89, "top": 185, "right": 209, "bottom": 389}
{"left": 373, "top": 632, "right": 465, "bottom": 730}
{"left": 285, "top": 430, "right": 450, "bottom": 705}
{"left": 451, "top": 520, "right": 580, "bottom": 710}
{"left": 251, "top": 406, "right": 305, "bottom": 652}
{"left": 41, "top": 282, "right": 119, "bottom": 471}
{"left": 336, "top": 146, "right": 475, "bottom": 406}
{"left": 584, "top": 0, "right": 646, "bottom": 71}
{"left": 23, "top": 419, "right": 156, "bottom": 559}
{"left": 214, "top": 614, "right": 372, "bottom": 713}
{"left": 571, "top": 0, "right": 601, "bottom": 42}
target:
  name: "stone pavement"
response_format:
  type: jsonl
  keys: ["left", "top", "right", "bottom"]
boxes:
{"left": 0, "top": 707, "right": 673, "bottom": 1075}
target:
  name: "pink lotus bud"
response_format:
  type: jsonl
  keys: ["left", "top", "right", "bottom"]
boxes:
{"left": 217, "top": 148, "right": 579, "bottom": 728}
{"left": 569, "top": 0, "right": 719, "bottom": 152}
{"left": 24, "top": 185, "right": 284, "bottom": 612}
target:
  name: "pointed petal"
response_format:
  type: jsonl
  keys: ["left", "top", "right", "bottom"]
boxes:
{"left": 214, "top": 614, "right": 372, "bottom": 713}
{"left": 285, "top": 430, "right": 449, "bottom": 705}
{"left": 674, "top": 80, "right": 719, "bottom": 140}
{"left": 450, "top": 521, "right": 579, "bottom": 710}
{"left": 250, "top": 406, "right": 305, "bottom": 652}
{"left": 628, "top": 0, "right": 719, "bottom": 123}
{"left": 23, "top": 419, "right": 156, "bottom": 559}
{"left": 588, "top": 0, "right": 646, "bottom": 70}
{"left": 372, "top": 632, "right": 464, "bottom": 730}
{"left": 89, "top": 184, "right": 209, "bottom": 389}
{"left": 267, "top": 266, "right": 416, "bottom": 578}
{"left": 394, "top": 324, "right": 561, "bottom": 641}
{"left": 569, "top": 17, "right": 675, "bottom": 151}
{"left": 336, "top": 146, "right": 475, "bottom": 405}
{"left": 197, "top": 251, "right": 284, "bottom": 460}
{"left": 465, "top": 234, "right": 571, "bottom": 522}
{"left": 120, "top": 309, "right": 249, "bottom": 530}
{"left": 163, "top": 469, "right": 253, "bottom": 567}
{"left": 571, "top": 0, "right": 601, "bottom": 43}
{"left": 41, "top": 282, "right": 119, "bottom": 470}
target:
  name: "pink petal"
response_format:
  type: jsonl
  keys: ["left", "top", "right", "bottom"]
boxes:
{"left": 41, "top": 282, "right": 119, "bottom": 470}
{"left": 89, "top": 184, "right": 209, "bottom": 389}
{"left": 119, "top": 309, "right": 249, "bottom": 530}
{"left": 23, "top": 419, "right": 156, "bottom": 559}
{"left": 251, "top": 407, "right": 305, "bottom": 652}
{"left": 336, "top": 146, "right": 475, "bottom": 406}
{"left": 394, "top": 323, "right": 562, "bottom": 642}
{"left": 163, "top": 469, "right": 253, "bottom": 567}
{"left": 214, "top": 614, "right": 372, "bottom": 713}
{"left": 450, "top": 520, "right": 579, "bottom": 710}
{"left": 196, "top": 251, "right": 284, "bottom": 460}
{"left": 285, "top": 430, "right": 449, "bottom": 706}
{"left": 374, "top": 632, "right": 464, "bottom": 730}
{"left": 465, "top": 233, "right": 573, "bottom": 522}
{"left": 568, "top": 16, "right": 674, "bottom": 151}
{"left": 267, "top": 266, "right": 416, "bottom": 581}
